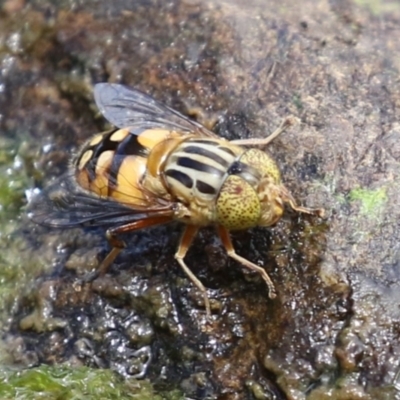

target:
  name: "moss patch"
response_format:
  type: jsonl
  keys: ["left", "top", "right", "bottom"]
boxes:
{"left": 348, "top": 187, "right": 387, "bottom": 217}
{"left": 0, "top": 365, "right": 183, "bottom": 400}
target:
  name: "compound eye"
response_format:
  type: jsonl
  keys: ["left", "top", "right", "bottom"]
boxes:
{"left": 216, "top": 175, "right": 261, "bottom": 231}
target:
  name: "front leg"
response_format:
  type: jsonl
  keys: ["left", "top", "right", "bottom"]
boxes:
{"left": 279, "top": 185, "right": 325, "bottom": 218}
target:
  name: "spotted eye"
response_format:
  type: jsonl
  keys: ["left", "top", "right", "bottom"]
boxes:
{"left": 216, "top": 175, "right": 261, "bottom": 231}
{"left": 240, "top": 149, "right": 281, "bottom": 184}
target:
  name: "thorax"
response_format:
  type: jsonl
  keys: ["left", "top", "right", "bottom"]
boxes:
{"left": 162, "top": 137, "right": 244, "bottom": 207}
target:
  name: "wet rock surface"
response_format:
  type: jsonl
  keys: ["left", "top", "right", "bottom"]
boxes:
{"left": 1, "top": 0, "right": 400, "bottom": 399}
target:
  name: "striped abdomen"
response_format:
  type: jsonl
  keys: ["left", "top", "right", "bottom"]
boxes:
{"left": 163, "top": 138, "right": 244, "bottom": 205}
{"left": 74, "top": 127, "right": 185, "bottom": 205}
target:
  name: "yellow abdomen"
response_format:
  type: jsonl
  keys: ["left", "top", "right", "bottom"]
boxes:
{"left": 74, "top": 127, "right": 184, "bottom": 206}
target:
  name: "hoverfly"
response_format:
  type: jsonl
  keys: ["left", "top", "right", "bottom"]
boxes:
{"left": 28, "top": 83, "right": 324, "bottom": 317}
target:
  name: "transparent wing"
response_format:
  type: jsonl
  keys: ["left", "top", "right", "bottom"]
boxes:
{"left": 27, "top": 174, "right": 175, "bottom": 229}
{"left": 94, "top": 83, "right": 218, "bottom": 138}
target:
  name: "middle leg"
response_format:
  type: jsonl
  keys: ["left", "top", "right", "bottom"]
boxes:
{"left": 174, "top": 225, "right": 211, "bottom": 317}
{"left": 217, "top": 226, "right": 277, "bottom": 299}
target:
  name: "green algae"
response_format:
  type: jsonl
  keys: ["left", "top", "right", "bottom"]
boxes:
{"left": 0, "top": 365, "right": 183, "bottom": 400}
{"left": 348, "top": 187, "right": 387, "bottom": 218}
{"left": 0, "top": 135, "right": 34, "bottom": 323}
{"left": 353, "top": 0, "right": 400, "bottom": 15}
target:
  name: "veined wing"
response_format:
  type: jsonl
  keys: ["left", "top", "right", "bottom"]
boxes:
{"left": 27, "top": 174, "right": 176, "bottom": 229}
{"left": 94, "top": 83, "right": 218, "bottom": 138}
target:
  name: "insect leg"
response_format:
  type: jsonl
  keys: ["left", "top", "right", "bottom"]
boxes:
{"left": 96, "top": 215, "right": 174, "bottom": 277}
{"left": 174, "top": 225, "right": 211, "bottom": 317}
{"left": 229, "top": 117, "right": 294, "bottom": 146}
{"left": 217, "top": 226, "right": 277, "bottom": 299}
{"left": 279, "top": 186, "right": 325, "bottom": 218}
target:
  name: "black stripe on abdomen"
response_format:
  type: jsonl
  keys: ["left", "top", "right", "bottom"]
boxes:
{"left": 107, "top": 133, "right": 149, "bottom": 188}
{"left": 116, "top": 131, "right": 149, "bottom": 157}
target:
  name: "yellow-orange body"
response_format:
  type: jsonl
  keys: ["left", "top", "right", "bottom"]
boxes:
{"left": 75, "top": 126, "right": 288, "bottom": 232}
{"left": 29, "top": 83, "right": 323, "bottom": 317}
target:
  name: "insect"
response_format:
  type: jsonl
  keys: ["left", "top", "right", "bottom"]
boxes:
{"left": 28, "top": 83, "right": 324, "bottom": 317}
